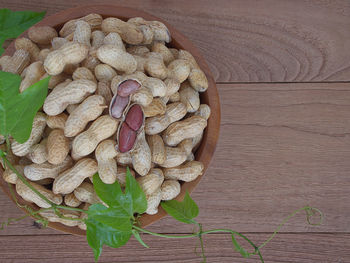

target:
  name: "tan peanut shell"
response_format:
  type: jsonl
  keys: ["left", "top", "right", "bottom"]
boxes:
{"left": 27, "top": 138, "right": 48, "bottom": 164}
{"left": 72, "top": 67, "right": 96, "bottom": 82}
{"left": 43, "top": 79, "right": 97, "bottom": 116}
{"left": 127, "top": 46, "right": 150, "bottom": 56}
{"left": 188, "top": 68, "right": 209, "bottom": 92}
{"left": 162, "top": 116, "right": 207, "bottom": 146}
{"left": 147, "top": 134, "right": 166, "bottom": 165}
{"left": 39, "top": 209, "right": 80, "bottom": 227}
{"left": 64, "top": 192, "right": 82, "bottom": 207}
{"left": 3, "top": 165, "right": 24, "bottom": 184}
{"left": 44, "top": 42, "right": 89, "bottom": 75}
{"left": 94, "top": 64, "right": 117, "bottom": 82}
{"left": 131, "top": 86, "right": 153, "bottom": 107}
{"left": 133, "top": 55, "right": 146, "bottom": 72}
{"left": 145, "top": 102, "right": 187, "bottom": 135}
{"left": 1, "top": 49, "right": 30, "bottom": 74}
{"left": 167, "top": 59, "right": 191, "bottom": 83}
{"left": 41, "top": 72, "right": 69, "bottom": 89}
{"left": 101, "top": 17, "right": 144, "bottom": 45}
{"left": 16, "top": 179, "right": 63, "bottom": 208}
{"left": 169, "top": 48, "right": 179, "bottom": 59}
{"left": 115, "top": 166, "right": 135, "bottom": 186}
{"left": 96, "top": 81, "right": 113, "bottom": 111}
{"left": 179, "top": 82, "right": 200, "bottom": 112}
{"left": 97, "top": 45, "right": 137, "bottom": 74}
{"left": 74, "top": 182, "right": 103, "bottom": 204}
{"left": 145, "top": 188, "right": 161, "bottom": 215}
{"left": 163, "top": 161, "right": 204, "bottom": 182}
{"left": 160, "top": 139, "right": 193, "bottom": 168}
{"left": 47, "top": 113, "right": 68, "bottom": 130}
{"left": 143, "top": 98, "right": 166, "bottom": 117}
{"left": 178, "top": 49, "right": 200, "bottom": 70}
{"left": 66, "top": 103, "right": 79, "bottom": 114}
{"left": 78, "top": 203, "right": 90, "bottom": 230}
{"left": 164, "top": 78, "right": 181, "bottom": 97}
{"left": 19, "top": 61, "right": 45, "bottom": 92}
{"left": 142, "top": 76, "right": 167, "bottom": 97}
{"left": 192, "top": 104, "right": 211, "bottom": 150}
{"left": 186, "top": 152, "right": 195, "bottom": 162}
{"left": 12, "top": 113, "right": 47, "bottom": 157}
{"left": 103, "top": 32, "right": 125, "bottom": 51}
{"left": 59, "top": 13, "right": 102, "bottom": 38}
{"left": 24, "top": 156, "right": 72, "bottom": 181}
{"left": 64, "top": 95, "right": 106, "bottom": 137}
{"left": 47, "top": 129, "right": 70, "bottom": 165}
{"left": 91, "top": 30, "right": 105, "bottom": 48}
{"left": 137, "top": 168, "right": 164, "bottom": 195}
{"left": 169, "top": 92, "right": 181, "bottom": 103}
{"left": 161, "top": 180, "right": 181, "bottom": 201}
{"left": 131, "top": 131, "right": 151, "bottom": 176}
{"left": 144, "top": 53, "right": 168, "bottom": 79}
{"left": 116, "top": 151, "right": 133, "bottom": 165}
{"left": 152, "top": 42, "right": 175, "bottom": 65}
{"left": 95, "top": 139, "right": 118, "bottom": 184}
{"left": 38, "top": 49, "right": 50, "bottom": 62}
{"left": 51, "top": 37, "right": 69, "bottom": 50}
{"left": 53, "top": 158, "right": 98, "bottom": 194}
{"left": 72, "top": 115, "right": 119, "bottom": 158}
{"left": 28, "top": 26, "right": 58, "bottom": 45}
{"left": 15, "top": 38, "right": 40, "bottom": 61}
{"left": 73, "top": 20, "right": 91, "bottom": 47}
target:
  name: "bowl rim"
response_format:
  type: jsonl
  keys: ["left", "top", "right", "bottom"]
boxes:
{"left": 0, "top": 4, "right": 221, "bottom": 236}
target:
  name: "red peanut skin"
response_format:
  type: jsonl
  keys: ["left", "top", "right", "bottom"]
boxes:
{"left": 117, "top": 79, "right": 141, "bottom": 97}
{"left": 110, "top": 95, "right": 129, "bottom": 119}
{"left": 118, "top": 122, "right": 137, "bottom": 153}
{"left": 125, "top": 104, "right": 143, "bottom": 131}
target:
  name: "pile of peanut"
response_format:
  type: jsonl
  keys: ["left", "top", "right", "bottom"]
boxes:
{"left": 0, "top": 14, "right": 210, "bottom": 229}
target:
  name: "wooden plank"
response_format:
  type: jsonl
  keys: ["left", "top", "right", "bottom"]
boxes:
{"left": 1, "top": 0, "right": 350, "bottom": 82}
{"left": 1, "top": 233, "right": 349, "bottom": 263}
{"left": 1, "top": 82, "right": 350, "bottom": 236}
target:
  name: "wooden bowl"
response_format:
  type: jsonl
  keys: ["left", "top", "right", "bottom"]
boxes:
{"left": 0, "top": 4, "right": 221, "bottom": 235}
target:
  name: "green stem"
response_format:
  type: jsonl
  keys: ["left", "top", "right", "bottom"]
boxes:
{"left": 132, "top": 225, "right": 199, "bottom": 239}
{"left": 55, "top": 205, "right": 87, "bottom": 214}
{"left": 5, "top": 135, "right": 10, "bottom": 153}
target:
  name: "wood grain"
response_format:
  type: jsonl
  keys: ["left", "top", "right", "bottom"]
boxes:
{"left": 1, "top": 83, "right": 350, "bottom": 235}
{"left": 1, "top": 0, "right": 350, "bottom": 82}
{"left": 1, "top": 233, "right": 349, "bottom": 263}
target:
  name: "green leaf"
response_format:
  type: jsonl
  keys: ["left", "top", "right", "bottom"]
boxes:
{"left": 125, "top": 167, "right": 147, "bottom": 214}
{"left": 132, "top": 229, "right": 149, "bottom": 248}
{"left": 161, "top": 191, "right": 199, "bottom": 224}
{"left": 86, "top": 217, "right": 132, "bottom": 262}
{"left": 0, "top": 71, "right": 49, "bottom": 143}
{"left": 231, "top": 234, "right": 250, "bottom": 258}
{"left": 0, "top": 9, "right": 46, "bottom": 55}
{"left": 92, "top": 173, "right": 133, "bottom": 217}
{"left": 87, "top": 204, "right": 132, "bottom": 232}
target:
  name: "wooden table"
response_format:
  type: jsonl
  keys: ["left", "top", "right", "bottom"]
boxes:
{"left": 1, "top": 0, "right": 350, "bottom": 262}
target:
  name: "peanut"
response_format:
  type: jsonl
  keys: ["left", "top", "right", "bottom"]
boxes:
{"left": 127, "top": 46, "right": 150, "bottom": 56}
{"left": 144, "top": 52, "right": 168, "bottom": 79}
{"left": 64, "top": 192, "right": 82, "bottom": 207}
{"left": 78, "top": 203, "right": 90, "bottom": 230}
{"left": 169, "top": 48, "right": 179, "bottom": 59}
{"left": 116, "top": 151, "right": 132, "bottom": 166}
{"left": 12, "top": 113, "right": 47, "bottom": 157}
{"left": 40, "top": 72, "right": 69, "bottom": 89}
{"left": 115, "top": 166, "right": 135, "bottom": 186}
{"left": 117, "top": 79, "right": 141, "bottom": 97}
{"left": 27, "top": 138, "right": 48, "bottom": 164}
{"left": 152, "top": 42, "right": 174, "bottom": 65}
{"left": 160, "top": 139, "right": 193, "bottom": 168}
{"left": 101, "top": 17, "right": 143, "bottom": 45}
{"left": 125, "top": 104, "right": 144, "bottom": 131}
{"left": 72, "top": 67, "right": 96, "bottom": 82}
{"left": 163, "top": 161, "right": 204, "bottom": 182}
{"left": 64, "top": 95, "right": 106, "bottom": 137}
{"left": 145, "top": 102, "right": 187, "bottom": 135}
{"left": 74, "top": 182, "right": 103, "bottom": 204}
{"left": 43, "top": 79, "right": 97, "bottom": 116}
{"left": 179, "top": 82, "right": 200, "bottom": 112}
{"left": 145, "top": 188, "right": 161, "bottom": 215}
{"left": 131, "top": 131, "right": 151, "bottom": 176}
{"left": 53, "top": 158, "right": 98, "bottom": 194}
{"left": 164, "top": 78, "right": 181, "bottom": 97}
{"left": 137, "top": 168, "right": 164, "bottom": 195}
{"left": 24, "top": 156, "right": 73, "bottom": 181}
{"left": 47, "top": 129, "right": 70, "bottom": 165}
{"left": 66, "top": 103, "right": 79, "bottom": 114}
{"left": 188, "top": 68, "right": 209, "bottom": 92}
{"left": 19, "top": 61, "right": 46, "bottom": 92}
{"left": 109, "top": 95, "right": 130, "bottom": 119}
{"left": 178, "top": 49, "right": 200, "bottom": 69}
{"left": 94, "top": 64, "right": 117, "bottom": 82}
{"left": 47, "top": 113, "right": 68, "bottom": 130}
{"left": 192, "top": 104, "right": 211, "bottom": 150}
{"left": 96, "top": 82, "right": 113, "bottom": 109}
{"left": 38, "top": 49, "right": 50, "bottom": 62}
{"left": 167, "top": 59, "right": 191, "bottom": 83}
{"left": 143, "top": 98, "right": 166, "bottom": 117}
{"left": 162, "top": 116, "right": 207, "bottom": 146}
{"left": 3, "top": 165, "right": 24, "bottom": 184}
{"left": 39, "top": 209, "right": 80, "bottom": 227}
{"left": 16, "top": 179, "right": 62, "bottom": 208}
{"left": 0, "top": 49, "right": 30, "bottom": 74}
{"left": 131, "top": 86, "right": 153, "bottom": 107}
{"left": 95, "top": 140, "right": 118, "bottom": 184}
{"left": 97, "top": 45, "right": 137, "bottom": 74}
{"left": 73, "top": 20, "right": 91, "bottom": 47}
{"left": 103, "top": 32, "right": 125, "bottom": 51}
{"left": 28, "top": 26, "right": 58, "bottom": 45}
{"left": 59, "top": 14, "right": 103, "bottom": 38}
{"left": 44, "top": 42, "right": 89, "bottom": 75}
{"left": 147, "top": 134, "right": 166, "bottom": 165}
{"left": 118, "top": 122, "right": 137, "bottom": 153}
{"left": 91, "top": 30, "right": 105, "bottom": 48}
{"left": 51, "top": 37, "right": 69, "bottom": 50}
{"left": 15, "top": 38, "right": 40, "bottom": 61}
{"left": 161, "top": 180, "right": 181, "bottom": 200}
{"left": 169, "top": 91, "right": 181, "bottom": 102}
{"left": 72, "top": 115, "right": 119, "bottom": 158}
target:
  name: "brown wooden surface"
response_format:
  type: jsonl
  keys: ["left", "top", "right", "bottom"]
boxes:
{"left": 1, "top": 0, "right": 350, "bottom": 262}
